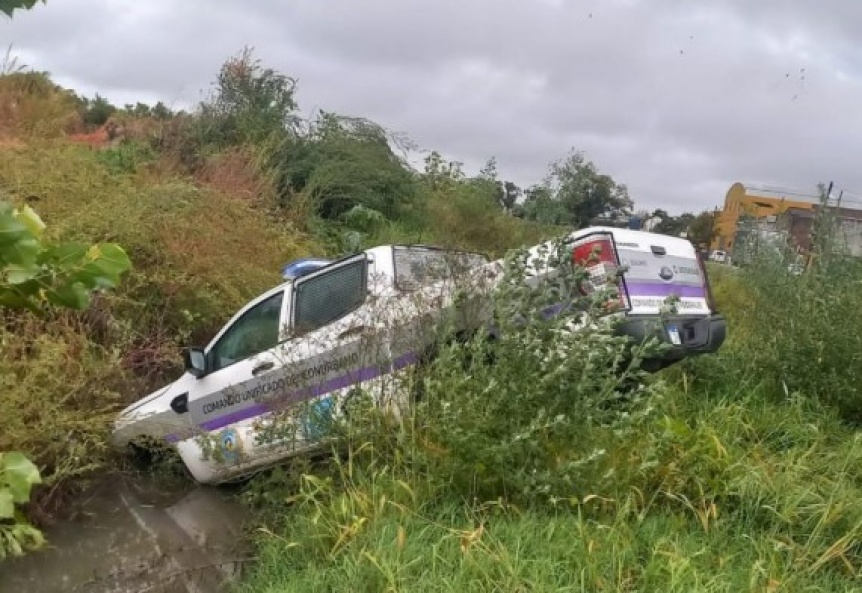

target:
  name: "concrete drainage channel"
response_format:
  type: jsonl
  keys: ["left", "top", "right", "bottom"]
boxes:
{"left": 0, "top": 474, "right": 252, "bottom": 593}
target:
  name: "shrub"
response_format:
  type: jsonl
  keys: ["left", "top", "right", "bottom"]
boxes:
{"left": 274, "top": 113, "right": 420, "bottom": 221}
{"left": 687, "top": 237, "right": 862, "bottom": 424}
{"left": 194, "top": 46, "right": 298, "bottom": 150}
{"left": 94, "top": 139, "right": 156, "bottom": 175}
{"left": 412, "top": 238, "right": 666, "bottom": 504}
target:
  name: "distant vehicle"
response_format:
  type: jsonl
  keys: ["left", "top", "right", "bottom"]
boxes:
{"left": 710, "top": 250, "right": 727, "bottom": 263}
{"left": 112, "top": 228, "right": 726, "bottom": 484}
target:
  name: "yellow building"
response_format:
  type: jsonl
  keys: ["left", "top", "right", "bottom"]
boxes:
{"left": 712, "top": 182, "right": 818, "bottom": 251}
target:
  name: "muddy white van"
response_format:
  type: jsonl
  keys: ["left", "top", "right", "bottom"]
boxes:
{"left": 112, "top": 228, "right": 726, "bottom": 484}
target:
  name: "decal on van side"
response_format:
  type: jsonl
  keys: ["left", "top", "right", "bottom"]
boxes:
{"left": 164, "top": 348, "right": 418, "bottom": 443}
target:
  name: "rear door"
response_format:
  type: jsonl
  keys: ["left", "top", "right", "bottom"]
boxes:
{"left": 282, "top": 253, "right": 386, "bottom": 440}
{"left": 611, "top": 229, "right": 711, "bottom": 316}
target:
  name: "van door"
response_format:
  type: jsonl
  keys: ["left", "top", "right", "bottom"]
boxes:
{"left": 184, "top": 287, "right": 289, "bottom": 439}
{"left": 281, "top": 253, "right": 389, "bottom": 441}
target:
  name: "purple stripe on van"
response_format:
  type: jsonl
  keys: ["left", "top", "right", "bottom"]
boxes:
{"left": 625, "top": 282, "right": 705, "bottom": 298}
{"left": 164, "top": 351, "right": 420, "bottom": 442}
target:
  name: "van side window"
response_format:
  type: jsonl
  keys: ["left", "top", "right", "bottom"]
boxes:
{"left": 294, "top": 259, "right": 367, "bottom": 334}
{"left": 209, "top": 291, "right": 284, "bottom": 371}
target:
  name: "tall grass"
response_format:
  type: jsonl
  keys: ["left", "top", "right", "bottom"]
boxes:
{"left": 688, "top": 227, "right": 862, "bottom": 423}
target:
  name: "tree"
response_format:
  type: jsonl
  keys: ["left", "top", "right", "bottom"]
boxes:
{"left": 151, "top": 101, "right": 173, "bottom": 120}
{"left": 478, "top": 156, "right": 498, "bottom": 181}
{"left": 500, "top": 181, "right": 521, "bottom": 213}
{"left": 197, "top": 46, "right": 299, "bottom": 148}
{"left": 278, "top": 112, "right": 418, "bottom": 220}
{"left": 522, "top": 150, "right": 633, "bottom": 228}
{"left": 0, "top": 0, "right": 45, "bottom": 17}
{"left": 520, "top": 184, "right": 567, "bottom": 225}
{"left": 651, "top": 210, "right": 695, "bottom": 237}
{"left": 422, "top": 150, "right": 465, "bottom": 191}
{"left": 687, "top": 210, "right": 718, "bottom": 248}
{"left": 79, "top": 93, "right": 116, "bottom": 127}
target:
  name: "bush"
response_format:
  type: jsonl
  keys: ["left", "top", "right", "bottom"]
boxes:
{"left": 414, "top": 238, "right": 665, "bottom": 504}
{"left": 273, "top": 113, "right": 419, "bottom": 221}
{"left": 194, "top": 46, "right": 298, "bottom": 150}
{"left": 687, "top": 243, "right": 862, "bottom": 424}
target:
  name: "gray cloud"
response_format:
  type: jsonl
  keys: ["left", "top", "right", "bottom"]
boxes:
{"left": 3, "top": 0, "right": 861, "bottom": 213}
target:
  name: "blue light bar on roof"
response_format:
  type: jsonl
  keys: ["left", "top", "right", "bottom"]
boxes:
{"left": 281, "top": 258, "right": 332, "bottom": 280}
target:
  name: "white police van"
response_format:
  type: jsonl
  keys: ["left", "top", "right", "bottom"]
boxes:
{"left": 112, "top": 229, "right": 725, "bottom": 484}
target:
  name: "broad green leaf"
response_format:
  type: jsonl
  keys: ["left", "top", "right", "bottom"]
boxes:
{"left": 2, "top": 452, "right": 41, "bottom": 503}
{"left": 40, "top": 242, "right": 88, "bottom": 265}
{"left": 0, "top": 490, "right": 13, "bottom": 520}
{"left": 0, "top": 208, "right": 34, "bottom": 247}
{"left": 5, "top": 472, "right": 34, "bottom": 504}
{"left": 76, "top": 263, "right": 120, "bottom": 290}
{"left": 5, "top": 527, "right": 23, "bottom": 556}
{"left": 0, "top": 287, "right": 36, "bottom": 310}
{"left": 90, "top": 243, "right": 132, "bottom": 276}
{"left": 4, "top": 262, "right": 41, "bottom": 284}
{"left": 0, "top": 202, "right": 128, "bottom": 317}
{"left": 0, "top": 0, "right": 44, "bottom": 18}
{"left": 0, "top": 234, "right": 40, "bottom": 267}
{"left": 73, "top": 244, "right": 131, "bottom": 291}
{"left": 46, "top": 281, "right": 90, "bottom": 309}
{"left": 14, "top": 205, "right": 45, "bottom": 239}
{"left": 2, "top": 452, "right": 41, "bottom": 483}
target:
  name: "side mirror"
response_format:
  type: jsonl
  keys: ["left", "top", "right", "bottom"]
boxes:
{"left": 184, "top": 347, "right": 208, "bottom": 378}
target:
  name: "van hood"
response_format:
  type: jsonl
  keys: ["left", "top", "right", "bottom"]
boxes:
{"left": 117, "top": 373, "right": 191, "bottom": 419}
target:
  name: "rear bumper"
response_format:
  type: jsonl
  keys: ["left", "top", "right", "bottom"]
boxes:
{"left": 616, "top": 313, "right": 727, "bottom": 366}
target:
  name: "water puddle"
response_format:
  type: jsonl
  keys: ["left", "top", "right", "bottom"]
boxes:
{"left": 0, "top": 473, "right": 251, "bottom": 593}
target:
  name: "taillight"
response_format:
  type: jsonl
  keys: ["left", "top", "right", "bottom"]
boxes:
{"left": 695, "top": 251, "right": 718, "bottom": 313}
{"left": 570, "top": 233, "right": 629, "bottom": 311}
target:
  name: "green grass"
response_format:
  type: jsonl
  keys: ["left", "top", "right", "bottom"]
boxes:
{"left": 237, "top": 385, "right": 862, "bottom": 592}
{"left": 245, "top": 509, "right": 860, "bottom": 592}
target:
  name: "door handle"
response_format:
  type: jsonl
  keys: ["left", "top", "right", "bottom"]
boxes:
{"left": 338, "top": 325, "right": 366, "bottom": 340}
{"left": 252, "top": 361, "right": 275, "bottom": 376}
{"left": 170, "top": 392, "right": 189, "bottom": 415}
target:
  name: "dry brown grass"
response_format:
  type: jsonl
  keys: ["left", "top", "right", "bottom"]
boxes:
{"left": 0, "top": 72, "right": 82, "bottom": 139}
{"left": 194, "top": 146, "right": 274, "bottom": 202}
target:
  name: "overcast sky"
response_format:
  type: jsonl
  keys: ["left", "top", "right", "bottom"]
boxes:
{"left": 3, "top": 0, "right": 861, "bottom": 213}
